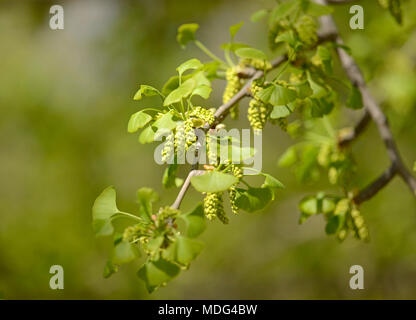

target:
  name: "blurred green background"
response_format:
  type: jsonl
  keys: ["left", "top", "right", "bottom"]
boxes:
{"left": 0, "top": 0, "right": 416, "bottom": 299}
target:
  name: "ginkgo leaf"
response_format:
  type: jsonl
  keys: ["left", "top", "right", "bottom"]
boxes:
{"left": 92, "top": 186, "right": 120, "bottom": 236}
{"left": 177, "top": 58, "right": 203, "bottom": 78}
{"left": 235, "top": 47, "right": 268, "bottom": 61}
{"left": 180, "top": 203, "right": 206, "bottom": 238}
{"left": 137, "top": 187, "right": 158, "bottom": 221}
{"left": 234, "top": 187, "right": 273, "bottom": 212}
{"left": 251, "top": 9, "right": 268, "bottom": 22}
{"left": 257, "top": 83, "right": 298, "bottom": 106}
{"left": 138, "top": 125, "right": 156, "bottom": 144}
{"left": 190, "top": 171, "right": 238, "bottom": 193}
{"left": 177, "top": 23, "right": 199, "bottom": 47}
{"left": 163, "top": 79, "right": 195, "bottom": 106}
{"left": 137, "top": 259, "right": 180, "bottom": 293}
{"left": 300, "top": 0, "right": 333, "bottom": 16}
{"left": 152, "top": 111, "right": 177, "bottom": 131}
{"left": 133, "top": 85, "right": 163, "bottom": 100}
{"left": 269, "top": 0, "right": 298, "bottom": 26}
{"left": 192, "top": 85, "right": 212, "bottom": 99}
{"left": 127, "top": 111, "right": 152, "bottom": 133}
{"left": 261, "top": 173, "right": 285, "bottom": 189}
{"left": 163, "top": 236, "right": 204, "bottom": 265}
{"left": 229, "top": 21, "right": 244, "bottom": 39}
{"left": 270, "top": 105, "right": 292, "bottom": 119}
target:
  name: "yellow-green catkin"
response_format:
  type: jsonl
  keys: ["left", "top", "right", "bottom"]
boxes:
{"left": 223, "top": 66, "right": 243, "bottom": 120}
{"left": 231, "top": 164, "right": 243, "bottom": 179}
{"left": 162, "top": 132, "right": 175, "bottom": 163}
{"left": 350, "top": 208, "right": 369, "bottom": 241}
{"left": 228, "top": 187, "right": 239, "bottom": 215}
{"left": 189, "top": 106, "right": 215, "bottom": 125}
{"left": 241, "top": 58, "right": 272, "bottom": 71}
{"left": 206, "top": 133, "right": 218, "bottom": 165}
{"left": 294, "top": 15, "right": 318, "bottom": 48}
{"left": 184, "top": 120, "right": 196, "bottom": 146}
{"left": 318, "top": 144, "right": 332, "bottom": 167}
{"left": 378, "top": 0, "right": 389, "bottom": 8}
{"left": 174, "top": 120, "right": 196, "bottom": 160}
{"left": 123, "top": 224, "right": 146, "bottom": 243}
{"left": 228, "top": 164, "right": 243, "bottom": 215}
{"left": 157, "top": 206, "right": 180, "bottom": 222}
{"left": 248, "top": 81, "right": 270, "bottom": 134}
{"left": 337, "top": 228, "right": 348, "bottom": 242}
{"left": 175, "top": 122, "right": 186, "bottom": 159}
{"left": 268, "top": 19, "right": 290, "bottom": 51}
{"left": 248, "top": 101, "right": 270, "bottom": 134}
{"left": 204, "top": 192, "right": 228, "bottom": 223}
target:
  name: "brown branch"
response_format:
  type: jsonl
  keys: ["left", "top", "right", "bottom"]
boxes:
{"left": 353, "top": 164, "right": 397, "bottom": 205}
{"left": 338, "top": 110, "right": 371, "bottom": 148}
{"left": 213, "top": 56, "right": 287, "bottom": 125}
{"left": 316, "top": 0, "right": 416, "bottom": 201}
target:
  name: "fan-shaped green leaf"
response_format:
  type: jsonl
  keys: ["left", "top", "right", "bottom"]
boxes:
{"left": 235, "top": 187, "right": 273, "bottom": 212}
{"left": 177, "top": 23, "right": 199, "bottom": 47}
{"left": 230, "top": 21, "right": 244, "bottom": 39}
{"left": 138, "top": 125, "right": 156, "bottom": 144}
{"left": 163, "top": 79, "right": 195, "bottom": 106}
{"left": 133, "top": 85, "right": 163, "bottom": 100}
{"left": 257, "top": 84, "right": 298, "bottom": 106}
{"left": 180, "top": 203, "right": 206, "bottom": 238}
{"left": 190, "top": 171, "right": 238, "bottom": 193}
{"left": 177, "top": 58, "right": 203, "bottom": 77}
{"left": 127, "top": 111, "right": 152, "bottom": 133}
{"left": 92, "top": 186, "right": 120, "bottom": 236}
{"left": 137, "top": 187, "right": 159, "bottom": 221}
{"left": 137, "top": 259, "right": 180, "bottom": 293}
{"left": 251, "top": 9, "right": 268, "bottom": 22}
{"left": 235, "top": 47, "right": 268, "bottom": 61}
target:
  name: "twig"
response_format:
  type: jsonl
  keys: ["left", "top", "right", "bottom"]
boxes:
{"left": 353, "top": 164, "right": 397, "bottom": 205}
{"left": 213, "top": 56, "right": 287, "bottom": 125}
{"left": 338, "top": 110, "right": 371, "bottom": 148}
{"left": 316, "top": 0, "right": 416, "bottom": 200}
{"left": 171, "top": 170, "right": 205, "bottom": 209}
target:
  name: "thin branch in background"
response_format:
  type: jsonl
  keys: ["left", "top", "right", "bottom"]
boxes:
{"left": 354, "top": 164, "right": 397, "bottom": 205}
{"left": 316, "top": 0, "right": 416, "bottom": 202}
{"left": 338, "top": 110, "right": 371, "bottom": 148}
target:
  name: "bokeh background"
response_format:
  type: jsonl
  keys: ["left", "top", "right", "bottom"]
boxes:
{"left": 0, "top": 0, "right": 416, "bottom": 299}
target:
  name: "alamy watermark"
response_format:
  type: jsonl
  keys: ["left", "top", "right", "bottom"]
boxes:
{"left": 350, "top": 5, "right": 364, "bottom": 30}
{"left": 153, "top": 126, "right": 262, "bottom": 175}
{"left": 49, "top": 265, "right": 64, "bottom": 290}
{"left": 49, "top": 5, "right": 64, "bottom": 30}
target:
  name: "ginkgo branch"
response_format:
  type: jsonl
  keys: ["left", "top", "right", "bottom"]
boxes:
{"left": 171, "top": 170, "right": 205, "bottom": 209}
{"left": 170, "top": 30, "right": 342, "bottom": 209}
